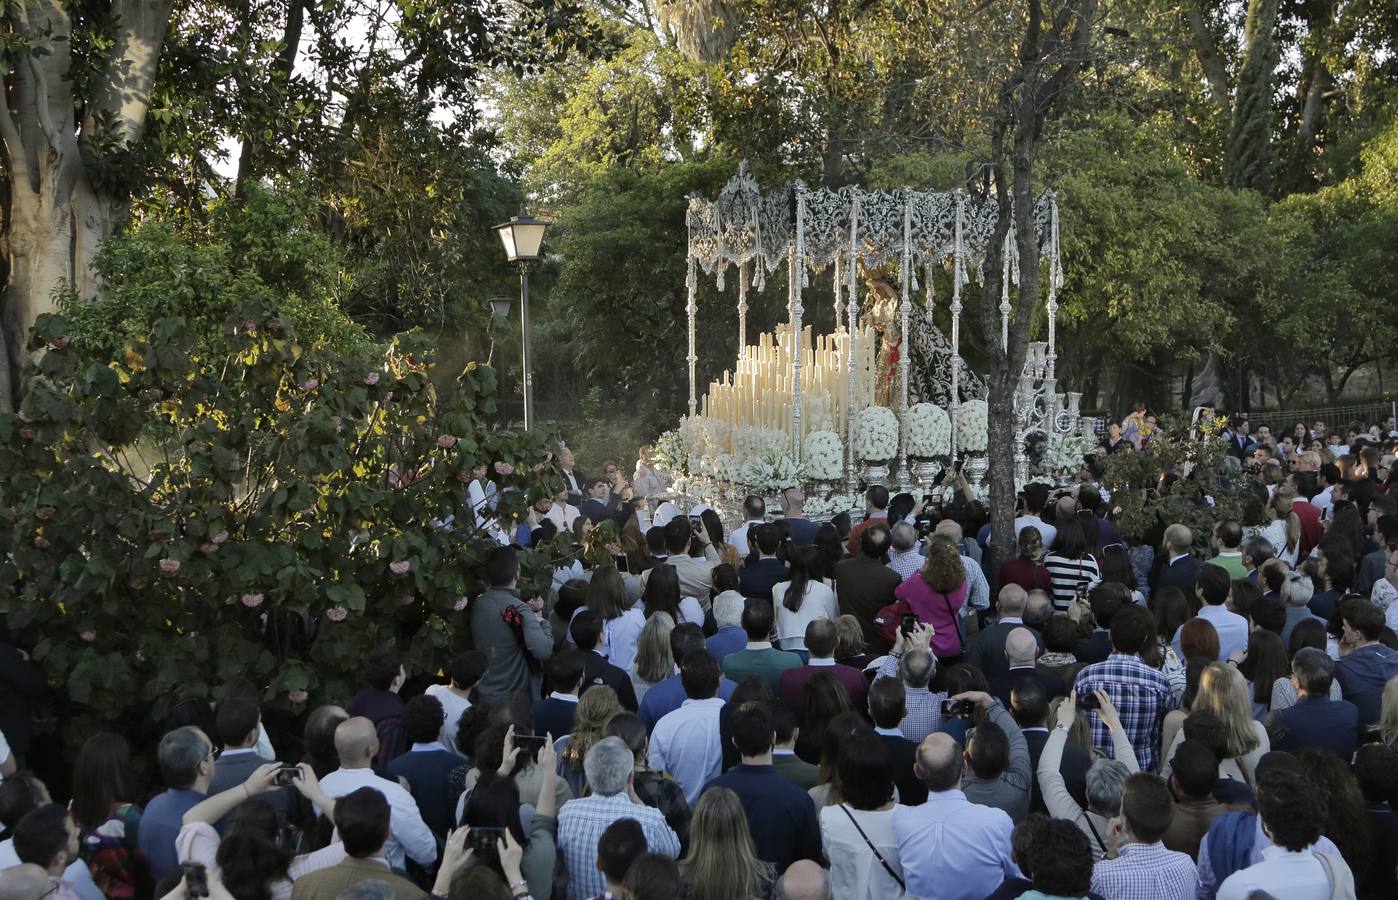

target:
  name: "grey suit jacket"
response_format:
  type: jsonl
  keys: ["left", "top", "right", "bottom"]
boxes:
{"left": 208, "top": 749, "right": 291, "bottom": 818}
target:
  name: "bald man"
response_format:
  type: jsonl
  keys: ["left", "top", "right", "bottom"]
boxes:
{"left": 893, "top": 727, "right": 1019, "bottom": 898}
{"left": 316, "top": 717, "right": 437, "bottom": 871}
{"left": 1150, "top": 523, "right": 1203, "bottom": 595}
{"left": 777, "top": 860, "right": 831, "bottom": 900}
{"left": 968, "top": 585, "right": 1044, "bottom": 688}
{"left": 0, "top": 865, "right": 58, "bottom": 900}
{"left": 989, "top": 627, "right": 1064, "bottom": 707}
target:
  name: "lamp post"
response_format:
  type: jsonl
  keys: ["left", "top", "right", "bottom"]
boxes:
{"left": 494, "top": 208, "right": 549, "bottom": 429}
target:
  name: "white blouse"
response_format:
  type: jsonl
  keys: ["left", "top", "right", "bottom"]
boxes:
{"left": 773, "top": 580, "right": 839, "bottom": 651}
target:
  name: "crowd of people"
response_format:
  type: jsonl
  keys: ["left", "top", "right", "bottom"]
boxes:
{"left": 2, "top": 413, "right": 1398, "bottom": 900}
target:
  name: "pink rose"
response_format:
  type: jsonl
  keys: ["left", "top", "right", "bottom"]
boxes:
{"left": 199, "top": 543, "right": 217, "bottom": 554}
{"left": 454, "top": 597, "right": 469, "bottom": 611}
{"left": 241, "top": 593, "right": 264, "bottom": 608}
{"left": 389, "top": 560, "right": 411, "bottom": 575}
{"left": 50, "top": 336, "right": 69, "bottom": 350}
{"left": 494, "top": 461, "right": 514, "bottom": 476}
{"left": 80, "top": 630, "right": 96, "bottom": 642}
{"left": 288, "top": 690, "right": 308, "bottom": 703}
{"left": 212, "top": 531, "right": 229, "bottom": 545}
{"left": 33, "top": 535, "right": 48, "bottom": 548}
{"left": 35, "top": 506, "right": 55, "bottom": 520}
{"left": 159, "top": 559, "right": 181, "bottom": 576}
{"left": 363, "top": 372, "right": 380, "bottom": 386}
{"left": 399, "top": 595, "right": 414, "bottom": 606}
{"left": 299, "top": 379, "right": 319, "bottom": 392}
{"left": 326, "top": 606, "right": 348, "bottom": 622}
{"left": 437, "top": 435, "right": 458, "bottom": 449}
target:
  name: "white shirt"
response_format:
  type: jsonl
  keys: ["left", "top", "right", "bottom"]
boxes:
{"left": 1007, "top": 515, "right": 1056, "bottom": 548}
{"left": 544, "top": 502, "right": 580, "bottom": 533}
{"left": 316, "top": 767, "right": 437, "bottom": 869}
{"left": 1311, "top": 486, "right": 1335, "bottom": 520}
{"left": 1257, "top": 519, "right": 1299, "bottom": 566}
{"left": 603, "top": 608, "right": 646, "bottom": 673}
{"left": 728, "top": 519, "right": 766, "bottom": 557}
{"left": 648, "top": 697, "right": 725, "bottom": 808}
{"left": 424, "top": 684, "right": 472, "bottom": 755}
{"left": 820, "top": 804, "right": 906, "bottom": 900}
{"left": 772, "top": 580, "right": 839, "bottom": 651}
{"left": 1217, "top": 845, "right": 1337, "bottom": 900}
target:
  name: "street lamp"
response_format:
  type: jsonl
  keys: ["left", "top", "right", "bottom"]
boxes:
{"left": 494, "top": 208, "right": 549, "bottom": 430}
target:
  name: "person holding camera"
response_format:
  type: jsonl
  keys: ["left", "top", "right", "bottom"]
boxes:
{"left": 176, "top": 761, "right": 349, "bottom": 900}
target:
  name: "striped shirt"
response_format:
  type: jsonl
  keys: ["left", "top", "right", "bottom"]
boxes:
{"left": 1043, "top": 552, "right": 1101, "bottom": 611}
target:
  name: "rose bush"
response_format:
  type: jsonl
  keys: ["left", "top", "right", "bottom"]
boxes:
{"left": 0, "top": 305, "right": 559, "bottom": 751}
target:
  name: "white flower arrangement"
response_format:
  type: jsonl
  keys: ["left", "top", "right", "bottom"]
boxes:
{"left": 905, "top": 403, "right": 952, "bottom": 458}
{"left": 732, "top": 426, "right": 787, "bottom": 460}
{"left": 742, "top": 450, "right": 805, "bottom": 492}
{"left": 855, "top": 406, "right": 899, "bottom": 463}
{"left": 651, "top": 429, "right": 686, "bottom": 474}
{"left": 804, "top": 395, "right": 836, "bottom": 433}
{"left": 957, "top": 399, "right": 989, "bottom": 453}
{"left": 1014, "top": 475, "right": 1056, "bottom": 495}
{"left": 712, "top": 453, "right": 741, "bottom": 483}
{"left": 803, "top": 430, "right": 844, "bottom": 480}
{"left": 1043, "top": 432, "right": 1095, "bottom": 475}
{"left": 804, "top": 493, "right": 861, "bottom": 519}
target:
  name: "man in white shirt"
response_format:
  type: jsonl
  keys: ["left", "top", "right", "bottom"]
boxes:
{"left": 648, "top": 650, "right": 725, "bottom": 807}
{"left": 536, "top": 490, "right": 579, "bottom": 536}
{"left": 727, "top": 495, "right": 766, "bottom": 558}
{"left": 316, "top": 717, "right": 437, "bottom": 871}
{"left": 1006, "top": 483, "right": 1056, "bottom": 549}
{"left": 1217, "top": 769, "right": 1353, "bottom": 900}
{"left": 1172, "top": 564, "right": 1249, "bottom": 663}
{"left": 424, "top": 652, "right": 485, "bottom": 755}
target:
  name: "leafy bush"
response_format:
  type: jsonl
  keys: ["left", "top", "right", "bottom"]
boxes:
{"left": 0, "top": 305, "right": 558, "bottom": 751}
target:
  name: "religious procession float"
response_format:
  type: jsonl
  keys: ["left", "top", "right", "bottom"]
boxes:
{"left": 649, "top": 163, "right": 1099, "bottom": 521}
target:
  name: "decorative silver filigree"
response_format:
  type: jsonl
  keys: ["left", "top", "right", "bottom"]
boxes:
{"left": 800, "top": 186, "right": 850, "bottom": 273}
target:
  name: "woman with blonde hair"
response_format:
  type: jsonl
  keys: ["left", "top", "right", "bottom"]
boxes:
{"left": 1258, "top": 492, "right": 1301, "bottom": 566}
{"left": 1161, "top": 661, "right": 1269, "bottom": 785}
{"left": 678, "top": 788, "right": 775, "bottom": 900}
{"left": 894, "top": 535, "right": 968, "bottom": 664}
{"left": 833, "top": 614, "right": 872, "bottom": 670}
{"left": 629, "top": 613, "right": 676, "bottom": 703}
{"left": 558, "top": 686, "right": 624, "bottom": 797}
{"left": 1374, "top": 674, "right": 1398, "bottom": 749}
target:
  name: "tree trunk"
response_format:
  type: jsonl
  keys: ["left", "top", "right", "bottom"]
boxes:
{"left": 1224, "top": 0, "right": 1281, "bottom": 192}
{"left": 0, "top": 0, "right": 172, "bottom": 409}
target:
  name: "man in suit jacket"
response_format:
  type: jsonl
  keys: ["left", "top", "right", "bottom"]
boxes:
{"left": 1009, "top": 678, "right": 1089, "bottom": 815}
{"left": 834, "top": 524, "right": 902, "bottom": 650}
{"left": 208, "top": 700, "right": 290, "bottom": 822}
{"left": 1267, "top": 648, "right": 1361, "bottom": 760}
{"left": 770, "top": 705, "right": 820, "bottom": 789}
{"left": 778, "top": 619, "right": 869, "bottom": 714}
{"left": 578, "top": 477, "right": 618, "bottom": 528}
{"left": 990, "top": 628, "right": 1065, "bottom": 708}
{"left": 868, "top": 678, "right": 927, "bottom": 805}
{"left": 532, "top": 649, "right": 586, "bottom": 739}
{"left": 739, "top": 524, "right": 790, "bottom": 601}
{"left": 570, "top": 610, "right": 639, "bottom": 711}
{"left": 291, "top": 788, "right": 426, "bottom": 900}
{"left": 779, "top": 489, "right": 822, "bottom": 546}
{"left": 557, "top": 446, "right": 586, "bottom": 507}
{"left": 385, "top": 695, "right": 468, "bottom": 839}
{"left": 970, "top": 586, "right": 1044, "bottom": 686}
{"left": 1149, "top": 524, "right": 1203, "bottom": 594}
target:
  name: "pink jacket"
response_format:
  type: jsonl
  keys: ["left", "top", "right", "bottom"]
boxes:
{"left": 894, "top": 574, "right": 968, "bottom": 658}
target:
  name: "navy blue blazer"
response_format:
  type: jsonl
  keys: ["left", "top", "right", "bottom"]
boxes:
{"left": 1336, "top": 644, "right": 1398, "bottom": 730}
{"left": 531, "top": 695, "right": 580, "bottom": 740}
{"left": 1265, "top": 695, "right": 1361, "bottom": 761}
{"left": 739, "top": 557, "right": 791, "bottom": 601}
{"left": 879, "top": 732, "right": 927, "bottom": 806}
{"left": 782, "top": 517, "right": 822, "bottom": 546}
{"left": 1151, "top": 553, "right": 1204, "bottom": 595}
{"left": 581, "top": 651, "right": 638, "bottom": 711}
{"left": 700, "top": 764, "right": 824, "bottom": 873}
{"left": 385, "top": 746, "right": 468, "bottom": 837}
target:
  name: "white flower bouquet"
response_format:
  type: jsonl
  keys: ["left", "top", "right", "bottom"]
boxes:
{"left": 805, "top": 493, "right": 861, "bottom": 519}
{"left": 803, "top": 430, "right": 844, "bottom": 480}
{"left": 742, "top": 451, "right": 805, "bottom": 492}
{"left": 855, "top": 406, "right": 899, "bottom": 463}
{"left": 958, "top": 399, "right": 989, "bottom": 453}
{"left": 732, "top": 426, "right": 788, "bottom": 460}
{"left": 651, "top": 429, "right": 686, "bottom": 474}
{"left": 1043, "top": 432, "right": 1095, "bottom": 475}
{"left": 905, "top": 403, "right": 952, "bottom": 458}
{"left": 712, "top": 453, "right": 741, "bottom": 483}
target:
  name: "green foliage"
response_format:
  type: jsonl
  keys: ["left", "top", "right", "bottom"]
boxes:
{"left": 61, "top": 183, "right": 370, "bottom": 361}
{"left": 1096, "top": 415, "right": 1253, "bottom": 545}
{"left": 0, "top": 307, "right": 560, "bottom": 750}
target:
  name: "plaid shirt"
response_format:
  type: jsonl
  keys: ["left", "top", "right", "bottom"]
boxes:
{"left": 875, "top": 653, "right": 946, "bottom": 742}
{"left": 1091, "top": 841, "right": 1198, "bottom": 900}
{"left": 557, "top": 793, "right": 680, "bottom": 900}
{"left": 1074, "top": 653, "right": 1172, "bottom": 772}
